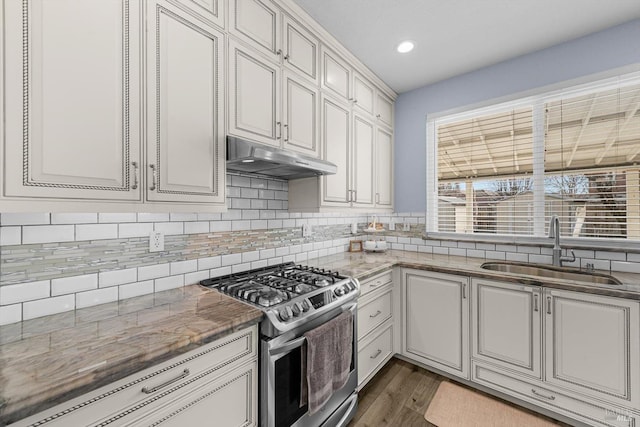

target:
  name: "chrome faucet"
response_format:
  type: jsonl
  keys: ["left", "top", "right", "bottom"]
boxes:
{"left": 548, "top": 215, "right": 575, "bottom": 267}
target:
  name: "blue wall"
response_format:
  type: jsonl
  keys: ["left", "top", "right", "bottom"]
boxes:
{"left": 394, "top": 19, "right": 640, "bottom": 212}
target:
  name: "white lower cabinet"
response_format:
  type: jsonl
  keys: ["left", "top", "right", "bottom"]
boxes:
{"left": 356, "top": 270, "right": 394, "bottom": 389}
{"left": 472, "top": 361, "right": 637, "bottom": 427}
{"left": 468, "top": 279, "right": 639, "bottom": 426}
{"left": 126, "top": 360, "right": 257, "bottom": 426}
{"left": 9, "top": 326, "right": 258, "bottom": 427}
{"left": 400, "top": 272, "right": 640, "bottom": 427}
{"left": 471, "top": 278, "right": 542, "bottom": 379}
{"left": 401, "top": 269, "right": 469, "bottom": 379}
{"left": 544, "top": 289, "right": 640, "bottom": 410}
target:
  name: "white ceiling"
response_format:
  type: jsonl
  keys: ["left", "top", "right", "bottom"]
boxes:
{"left": 292, "top": 0, "right": 640, "bottom": 94}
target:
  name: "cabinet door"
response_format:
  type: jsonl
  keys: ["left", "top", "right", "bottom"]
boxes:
{"left": 321, "top": 95, "right": 351, "bottom": 206}
{"left": 376, "top": 92, "right": 394, "bottom": 128}
{"left": 352, "top": 115, "right": 374, "bottom": 207}
{"left": 170, "top": 0, "right": 225, "bottom": 29}
{"left": 229, "top": 0, "right": 280, "bottom": 62}
{"left": 321, "top": 47, "right": 350, "bottom": 101}
{"left": 146, "top": 1, "right": 225, "bottom": 205}
{"left": 471, "top": 279, "right": 541, "bottom": 379}
{"left": 282, "top": 72, "right": 318, "bottom": 157}
{"left": 544, "top": 289, "right": 640, "bottom": 409}
{"left": 375, "top": 127, "right": 393, "bottom": 207}
{"left": 402, "top": 269, "right": 469, "bottom": 379}
{"left": 3, "top": 0, "right": 141, "bottom": 201}
{"left": 353, "top": 73, "right": 374, "bottom": 115}
{"left": 282, "top": 15, "right": 318, "bottom": 83}
{"left": 129, "top": 361, "right": 257, "bottom": 427}
{"left": 228, "top": 40, "right": 281, "bottom": 147}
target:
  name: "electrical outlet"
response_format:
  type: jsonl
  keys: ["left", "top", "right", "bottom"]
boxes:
{"left": 149, "top": 231, "right": 164, "bottom": 252}
{"left": 302, "top": 224, "right": 312, "bottom": 237}
{"left": 389, "top": 220, "right": 395, "bottom": 231}
{"left": 403, "top": 223, "right": 411, "bottom": 232}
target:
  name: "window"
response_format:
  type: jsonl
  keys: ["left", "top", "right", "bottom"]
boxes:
{"left": 427, "top": 74, "right": 640, "bottom": 241}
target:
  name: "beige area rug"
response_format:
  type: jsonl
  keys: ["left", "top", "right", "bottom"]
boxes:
{"left": 424, "top": 381, "right": 557, "bottom": 427}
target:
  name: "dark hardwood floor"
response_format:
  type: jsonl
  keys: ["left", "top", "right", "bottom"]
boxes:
{"left": 348, "top": 358, "right": 569, "bottom": 427}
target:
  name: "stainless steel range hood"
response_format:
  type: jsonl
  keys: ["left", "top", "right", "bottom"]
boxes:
{"left": 226, "top": 136, "right": 337, "bottom": 179}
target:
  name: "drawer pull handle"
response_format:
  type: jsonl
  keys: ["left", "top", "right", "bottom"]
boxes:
{"left": 131, "top": 161, "right": 139, "bottom": 190}
{"left": 369, "top": 310, "right": 382, "bottom": 318}
{"left": 547, "top": 296, "right": 552, "bottom": 315}
{"left": 370, "top": 349, "right": 382, "bottom": 359}
{"left": 370, "top": 280, "right": 382, "bottom": 288}
{"left": 531, "top": 388, "right": 555, "bottom": 401}
{"left": 149, "top": 164, "right": 157, "bottom": 191}
{"left": 142, "top": 368, "right": 190, "bottom": 394}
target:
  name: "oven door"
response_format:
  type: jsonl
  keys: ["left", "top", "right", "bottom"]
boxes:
{"left": 261, "top": 302, "right": 358, "bottom": 427}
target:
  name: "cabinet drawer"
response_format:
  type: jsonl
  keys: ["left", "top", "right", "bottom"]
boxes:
{"left": 358, "top": 323, "right": 393, "bottom": 388}
{"left": 472, "top": 361, "right": 637, "bottom": 427}
{"left": 358, "top": 288, "right": 392, "bottom": 340}
{"left": 359, "top": 270, "right": 392, "bottom": 297}
{"left": 126, "top": 360, "right": 257, "bottom": 427}
{"left": 10, "top": 327, "right": 257, "bottom": 427}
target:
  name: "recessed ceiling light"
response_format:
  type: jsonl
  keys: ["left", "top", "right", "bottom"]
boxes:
{"left": 396, "top": 40, "right": 415, "bottom": 53}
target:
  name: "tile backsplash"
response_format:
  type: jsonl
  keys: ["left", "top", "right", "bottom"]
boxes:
{"left": 2, "top": 172, "right": 639, "bottom": 325}
{"left": 0, "top": 173, "right": 421, "bottom": 325}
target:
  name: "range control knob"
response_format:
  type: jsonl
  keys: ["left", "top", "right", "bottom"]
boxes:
{"left": 292, "top": 302, "right": 303, "bottom": 316}
{"left": 301, "top": 299, "right": 311, "bottom": 312}
{"left": 278, "top": 307, "right": 291, "bottom": 322}
{"left": 334, "top": 286, "right": 347, "bottom": 297}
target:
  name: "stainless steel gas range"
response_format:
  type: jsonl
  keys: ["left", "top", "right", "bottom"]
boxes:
{"left": 201, "top": 262, "right": 360, "bottom": 427}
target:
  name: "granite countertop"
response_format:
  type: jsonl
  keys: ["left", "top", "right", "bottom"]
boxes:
{"left": 0, "top": 285, "right": 263, "bottom": 424}
{"left": 2, "top": 250, "right": 639, "bottom": 424}
{"left": 307, "top": 250, "right": 640, "bottom": 299}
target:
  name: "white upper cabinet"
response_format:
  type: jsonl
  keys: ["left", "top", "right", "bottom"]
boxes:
{"left": 282, "top": 15, "right": 318, "bottom": 83}
{"left": 228, "top": 39, "right": 281, "bottom": 147}
{"left": 2, "top": 0, "right": 142, "bottom": 202}
{"left": 321, "top": 47, "right": 351, "bottom": 101}
{"left": 352, "top": 114, "right": 375, "bottom": 207}
{"left": 282, "top": 71, "right": 319, "bottom": 157}
{"left": 375, "top": 126, "right": 393, "bottom": 207}
{"left": 228, "top": 0, "right": 281, "bottom": 62}
{"left": 353, "top": 73, "right": 375, "bottom": 115}
{"left": 376, "top": 92, "right": 394, "bottom": 128}
{"left": 169, "top": 0, "right": 225, "bottom": 29}
{"left": 145, "top": 0, "right": 225, "bottom": 205}
{"left": 321, "top": 95, "right": 351, "bottom": 205}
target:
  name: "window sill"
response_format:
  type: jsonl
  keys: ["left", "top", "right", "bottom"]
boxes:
{"left": 422, "top": 231, "right": 640, "bottom": 254}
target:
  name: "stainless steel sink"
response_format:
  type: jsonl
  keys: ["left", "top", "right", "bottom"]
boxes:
{"left": 480, "top": 262, "right": 623, "bottom": 286}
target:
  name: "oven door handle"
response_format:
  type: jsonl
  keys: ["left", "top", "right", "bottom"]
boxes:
{"left": 270, "top": 336, "right": 306, "bottom": 356}
{"left": 269, "top": 302, "right": 357, "bottom": 357}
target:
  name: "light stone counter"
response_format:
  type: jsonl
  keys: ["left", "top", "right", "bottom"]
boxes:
{"left": 308, "top": 250, "right": 640, "bottom": 300}
{"left": 0, "top": 285, "right": 262, "bottom": 424}
{"left": 2, "top": 249, "right": 638, "bottom": 424}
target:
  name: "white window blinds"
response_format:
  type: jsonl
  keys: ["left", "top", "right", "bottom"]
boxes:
{"left": 428, "top": 76, "right": 640, "bottom": 240}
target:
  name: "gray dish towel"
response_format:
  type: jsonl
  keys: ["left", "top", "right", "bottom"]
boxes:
{"left": 300, "top": 311, "right": 353, "bottom": 414}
